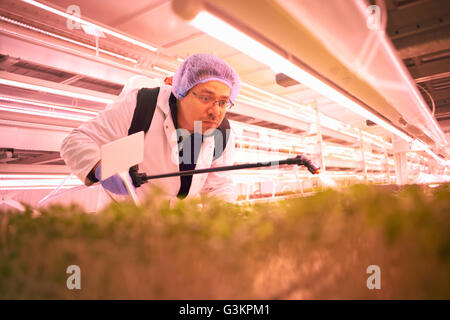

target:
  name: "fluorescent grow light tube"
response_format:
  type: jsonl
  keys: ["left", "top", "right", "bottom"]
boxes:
{"left": 0, "top": 174, "right": 70, "bottom": 179}
{"left": 0, "top": 104, "right": 94, "bottom": 121}
{"left": 153, "top": 66, "right": 175, "bottom": 76}
{"left": 423, "top": 147, "right": 447, "bottom": 165}
{"left": 0, "top": 16, "right": 138, "bottom": 64}
{"left": 189, "top": 11, "right": 413, "bottom": 143}
{"left": 0, "top": 78, "right": 114, "bottom": 104}
{"left": 241, "top": 82, "right": 311, "bottom": 112}
{"left": 411, "top": 139, "right": 447, "bottom": 165}
{"left": 0, "top": 96, "right": 98, "bottom": 115}
{"left": 0, "top": 175, "right": 83, "bottom": 190}
{"left": 22, "top": 0, "right": 157, "bottom": 52}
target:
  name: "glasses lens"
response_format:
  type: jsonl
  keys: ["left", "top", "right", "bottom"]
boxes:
{"left": 217, "top": 100, "right": 227, "bottom": 108}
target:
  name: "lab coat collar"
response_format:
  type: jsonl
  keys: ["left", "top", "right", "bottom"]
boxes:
{"left": 156, "top": 86, "right": 172, "bottom": 116}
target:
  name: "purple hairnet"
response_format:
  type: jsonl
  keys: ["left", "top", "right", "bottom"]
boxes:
{"left": 172, "top": 53, "right": 241, "bottom": 102}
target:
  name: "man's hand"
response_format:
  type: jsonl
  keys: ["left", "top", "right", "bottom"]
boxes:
{"left": 95, "top": 164, "right": 135, "bottom": 195}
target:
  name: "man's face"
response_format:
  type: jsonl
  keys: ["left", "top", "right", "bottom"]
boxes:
{"left": 177, "top": 80, "right": 231, "bottom": 134}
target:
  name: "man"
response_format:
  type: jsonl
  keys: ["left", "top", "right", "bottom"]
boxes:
{"left": 60, "top": 53, "right": 241, "bottom": 203}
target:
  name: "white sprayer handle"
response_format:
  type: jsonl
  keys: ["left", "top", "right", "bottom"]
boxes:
{"left": 118, "top": 171, "right": 140, "bottom": 206}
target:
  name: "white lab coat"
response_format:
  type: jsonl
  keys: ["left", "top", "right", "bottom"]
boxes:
{"left": 60, "top": 85, "right": 236, "bottom": 205}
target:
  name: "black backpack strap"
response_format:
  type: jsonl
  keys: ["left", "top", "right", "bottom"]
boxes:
{"left": 212, "top": 118, "right": 230, "bottom": 161}
{"left": 128, "top": 87, "right": 160, "bottom": 135}
{"left": 128, "top": 87, "right": 160, "bottom": 187}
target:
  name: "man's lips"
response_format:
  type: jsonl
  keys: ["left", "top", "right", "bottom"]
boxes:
{"left": 202, "top": 120, "right": 217, "bottom": 126}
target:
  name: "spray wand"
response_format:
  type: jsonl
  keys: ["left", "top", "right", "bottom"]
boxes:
{"left": 129, "top": 155, "right": 320, "bottom": 188}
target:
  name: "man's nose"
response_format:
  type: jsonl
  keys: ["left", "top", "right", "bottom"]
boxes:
{"left": 208, "top": 102, "right": 221, "bottom": 118}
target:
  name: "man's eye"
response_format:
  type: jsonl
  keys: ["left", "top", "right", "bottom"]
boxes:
{"left": 200, "top": 96, "right": 211, "bottom": 102}
{"left": 218, "top": 100, "right": 228, "bottom": 107}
